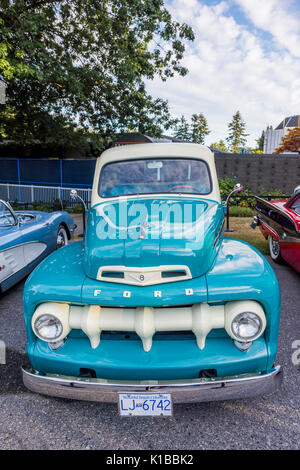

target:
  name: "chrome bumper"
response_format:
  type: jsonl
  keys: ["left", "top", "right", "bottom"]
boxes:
{"left": 70, "top": 224, "right": 77, "bottom": 236}
{"left": 22, "top": 366, "right": 282, "bottom": 404}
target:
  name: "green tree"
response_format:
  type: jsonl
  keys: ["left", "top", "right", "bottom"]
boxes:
{"left": 226, "top": 111, "right": 249, "bottom": 153}
{"left": 190, "top": 113, "right": 210, "bottom": 144}
{"left": 256, "top": 130, "right": 265, "bottom": 152}
{"left": 0, "top": 0, "right": 194, "bottom": 151}
{"left": 173, "top": 115, "right": 190, "bottom": 141}
{"left": 210, "top": 139, "right": 228, "bottom": 152}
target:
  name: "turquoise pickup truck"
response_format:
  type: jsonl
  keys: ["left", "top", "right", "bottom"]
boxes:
{"left": 22, "top": 143, "right": 282, "bottom": 416}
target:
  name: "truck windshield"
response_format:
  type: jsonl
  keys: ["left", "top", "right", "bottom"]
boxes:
{"left": 99, "top": 158, "right": 212, "bottom": 197}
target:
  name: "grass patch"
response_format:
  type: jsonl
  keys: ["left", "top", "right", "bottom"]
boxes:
{"left": 224, "top": 217, "right": 269, "bottom": 255}
{"left": 228, "top": 206, "right": 256, "bottom": 217}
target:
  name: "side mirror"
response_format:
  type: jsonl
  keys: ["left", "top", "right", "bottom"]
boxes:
{"left": 224, "top": 183, "right": 244, "bottom": 232}
{"left": 70, "top": 189, "right": 78, "bottom": 199}
{"left": 69, "top": 189, "right": 86, "bottom": 209}
{"left": 233, "top": 183, "right": 243, "bottom": 194}
{"left": 69, "top": 190, "right": 87, "bottom": 234}
{"left": 225, "top": 183, "right": 244, "bottom": 206}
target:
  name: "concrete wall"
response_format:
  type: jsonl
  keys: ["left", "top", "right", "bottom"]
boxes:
{"left": 214, "top": 153, "right": 300, "bottom": 194}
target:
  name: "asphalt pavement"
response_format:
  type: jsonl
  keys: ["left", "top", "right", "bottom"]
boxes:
{"left": 0, "top": 238, "right": 300, "bottom": 449}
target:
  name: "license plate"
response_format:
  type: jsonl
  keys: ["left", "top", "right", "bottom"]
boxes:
{"left": 118, "top": 393, "right": 172, "bottom": 417}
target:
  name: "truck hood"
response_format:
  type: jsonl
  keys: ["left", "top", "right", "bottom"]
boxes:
{"left": 83, "top": 196, "right": 224, "bottom": 282}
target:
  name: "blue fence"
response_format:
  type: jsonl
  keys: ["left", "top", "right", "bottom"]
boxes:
{"left": 0, "top": 158, "right": 97, "bottom": 188}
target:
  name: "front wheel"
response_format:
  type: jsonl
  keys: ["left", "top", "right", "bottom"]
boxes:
{"left": 56, "top": 225, "right": 68, "bottom": 249}
{"left": 269, "top": 236, "right": 284, "bottom": 264}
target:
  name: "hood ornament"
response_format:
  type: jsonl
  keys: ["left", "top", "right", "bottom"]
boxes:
{"left": 127, "top": 272, "right": 156, "bottom": 284}
{"left": 139, "top": 214, "right": 148, "bottom": 239}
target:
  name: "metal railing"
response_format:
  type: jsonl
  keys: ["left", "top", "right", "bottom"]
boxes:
{"left": 0, "top": 183, "right": 92, "bottom": 208}
{"left": 0, "top": 183, "right": 291, "bottom": 215}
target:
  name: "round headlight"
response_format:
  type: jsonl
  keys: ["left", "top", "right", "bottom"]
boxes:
{"left": 231, "top": 312, "right": 262, "bottom": 341}
{"left": 34, "top": 314, "right": 63, "bottom": 341}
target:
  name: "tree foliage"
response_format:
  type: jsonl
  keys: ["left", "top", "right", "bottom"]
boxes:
{"left": 190, "top": 113, "right": 210, "bottom": 144}
{"left": 173, "top": 115, "right": 190, "bottom": 141}
{"left": 275, "top": 127, "right": 300, "bottom": 154}
{"left": 173, "top": 112, "right": 210, "bottom": 143}
{"left": 256, "top": 130, "right": 265, "bottom": 152}
{"left": 226, "top": 110, "right": 248, "bottom": 153}
{"left": 0, "top": 0, "right": 194, "bottom": 152}
{"left": 210, "top": 139, "right": 227, "bottom": 152}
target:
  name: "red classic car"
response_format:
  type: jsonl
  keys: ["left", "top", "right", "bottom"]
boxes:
{"left": 252, "top": 187, "right": 300, "bottom": 272}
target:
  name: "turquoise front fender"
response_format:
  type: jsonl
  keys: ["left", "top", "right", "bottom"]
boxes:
{"left": 23, "top": 242, "right": 85, "bottom": 344}
{"left": 206, "top": 238, "right": 280, "bottom": 371}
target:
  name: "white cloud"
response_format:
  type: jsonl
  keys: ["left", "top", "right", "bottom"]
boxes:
{"left": 146, "top": 0, "right": 300, "bottom": 147}
{"left": 234, "top": 0, "right": 300, "bottom": 58}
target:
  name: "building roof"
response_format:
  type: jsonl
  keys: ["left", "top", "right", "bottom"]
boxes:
{"left": 113, "top": 132, "right": 189, "bottom": 146}
{"left": 113, "top": 132, "right": 231, "bottom": 153}
{"left": 275, "top": 115, "right": 300, "bottom": 130}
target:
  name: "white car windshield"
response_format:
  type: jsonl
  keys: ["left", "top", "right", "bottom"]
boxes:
{"left": 0, "top": 201, "right": 15, "bottom": 226}
{"left": 99, "top": 158, "right": 212, "bottom": 197}
{"left": 290, "top": 195, "right": 300, "bottom": 215}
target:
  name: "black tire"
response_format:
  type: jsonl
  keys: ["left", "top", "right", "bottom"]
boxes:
{"left": 56, "top": 225, "right": 68, "bottom": 249}
{"left": 269, "top": 236, "right": 284, "bottom": 264}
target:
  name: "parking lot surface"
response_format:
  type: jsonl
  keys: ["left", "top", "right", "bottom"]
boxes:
{"left": 0, "top": 243, "right": 300, "bottom": 449}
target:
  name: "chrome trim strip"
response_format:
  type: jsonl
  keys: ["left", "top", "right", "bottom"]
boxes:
{"left": 22, "top": 365, "right": 282, "bottom": 404}
{"left": 258, "top": 218, "right": 280, "bottom": 240}
{"left": 213, "top": 220, "right": 225, "bottom": 248}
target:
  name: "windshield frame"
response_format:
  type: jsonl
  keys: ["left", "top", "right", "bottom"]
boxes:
{"left": 98, "top": 156, "right": 213, "bottom": 199}
{"left": 289, "top": 193, "right": 300, "bottom": 216}
{"left": 0, "top": 200, "right": 18, "bottom": 227}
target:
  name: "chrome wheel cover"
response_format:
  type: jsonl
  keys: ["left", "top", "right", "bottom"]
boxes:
{"left": 270, "top": 236, "right": 280, "bottom": 258}
{"left": 56, "top": 228, "right": 67, "bottom": 249}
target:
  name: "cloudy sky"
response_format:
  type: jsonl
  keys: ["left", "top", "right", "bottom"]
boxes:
{"left": 147, "top": 0, "right": 300, "bottom": 147}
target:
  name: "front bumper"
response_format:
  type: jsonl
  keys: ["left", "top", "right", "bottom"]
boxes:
{"left": 70, "top": 223, "right": 77, "bottom": 237}
{"left": 22, "top": 365, "right": 282, "bottom": 404}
